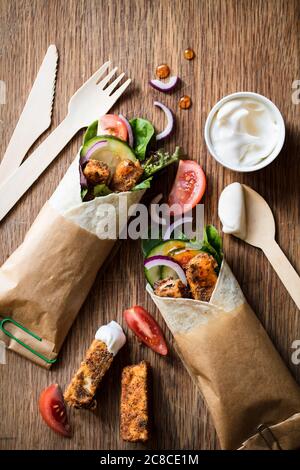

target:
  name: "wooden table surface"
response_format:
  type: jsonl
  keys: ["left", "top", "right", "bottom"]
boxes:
{"left": 0, "top": 0, "right": 299, "bottom": 451}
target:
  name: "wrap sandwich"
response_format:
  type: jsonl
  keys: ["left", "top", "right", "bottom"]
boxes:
{"left": 144, "top": 225, "right": 300, "bottom": 450}
{"left": 0, "top": 115, "right": 180, "bottom": 368}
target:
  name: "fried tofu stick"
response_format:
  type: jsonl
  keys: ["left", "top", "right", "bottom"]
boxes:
{"left": 186, "top": 252, "right": 218, "bottom": 301}
{"left": 154, "top": 277, "right": 189, "bottom": 298}
{"left": 111, "top": 159, "right": 143, "bottom": 192}
{"left": 64, "top": 321, "right": 126, "bottom": 410}
{"left": 120, "top": 361, "right": 151, "bottom": 442}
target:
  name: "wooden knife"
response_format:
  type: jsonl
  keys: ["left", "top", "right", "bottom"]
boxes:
{"left": 0, "top": 45, "right": 58, "bottom": 186}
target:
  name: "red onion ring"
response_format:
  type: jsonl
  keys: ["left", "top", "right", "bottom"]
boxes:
{"left": 144, "top": 255, "right": 187, "bottom": 285}
{"left": 154, "top": 101, "right": 174, "bottom": 141}
{"left": 85, "top": 140, "right": 108, "bottom": 160}
{"left": 79, "top": 164, "right": 87, "bottom": 188}
{"left": 149, "top": 76, "right": 179, "bottom": 93}
{"left": 163, "top": 216, "right": 193, "bottom": 240}
{"left": 119, "top": 114, "right": 134, "bottom": 148}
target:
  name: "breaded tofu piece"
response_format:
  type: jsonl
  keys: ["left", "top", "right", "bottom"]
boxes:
{"left": 154, "top": 277, "right": 189, "bottom": 298}
{"left": 186, "top": 252, "right": 218, "bottom": 302}
{"left": 64, "top": 339, "right": 113, "bottom": 410}
{"left": 111, "top": 159, "right": 143, "bottom": 192}
{"left": 83, "top": 159, "right": 110, "bottom": 186}
{"left": 120, "top": 361, "right": 151, "bottom": 442}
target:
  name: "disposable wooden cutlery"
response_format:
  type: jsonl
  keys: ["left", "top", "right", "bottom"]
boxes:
{"left": 0, "top": 60, "right": 131, "bottom": 221}
{"left": 238, "top": 185, "right": 300, "bottom": 309}
{"left": 0, "top": 45, "right": 58, "bottom": 185}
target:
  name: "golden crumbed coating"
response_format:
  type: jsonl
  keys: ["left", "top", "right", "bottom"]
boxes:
{"left": 154, "top": 277, "right": 189, "bottom": 298}
{"left": 64, "top": 339, "right": 113, "bottom": 410}
{"left": 83, "top": 159, "right": 110, "bottom": 186}
{"left": 186, "top": 252, "right": 218, "bottom": 302}
{"left": 120, "top": 361, "right": 151, "bottom": 442}
{"left": 111, "top": 159, "right": 143, "bottom": 192}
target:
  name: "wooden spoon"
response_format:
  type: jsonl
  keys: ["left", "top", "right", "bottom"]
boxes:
{"left": 242, "top": 184, "right": 300, "bottom": 310}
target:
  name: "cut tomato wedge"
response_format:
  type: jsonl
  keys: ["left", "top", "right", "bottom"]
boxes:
{"left": 98, "top": 114, "right": 128, "bottom": 141}
{"left": 123, "top": 306, "right": 168, "bottom": 356}
{"left": 168, "top": 160, "right": 206, "bottom": 216}
{"left": 39, "top": 384, "right": 71, "bottom": 437}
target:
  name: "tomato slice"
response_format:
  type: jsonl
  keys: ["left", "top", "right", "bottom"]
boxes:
{"left": 124, "top": 306, "right": 168, "bottom": 356}
{"left": 39, "top": 384, "right": 71, "bottom": 437}
{"left": 98, "top": 114, "right": 128, "bottom": 141}
{"left": 168, "top": 160, "right": 206, "bottom": 216}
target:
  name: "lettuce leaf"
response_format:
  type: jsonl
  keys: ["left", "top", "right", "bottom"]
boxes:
{"left": 81, "top": 188, "right": 88, "bottom": 200}
{"left": 189, "top": 225, "right": 223, "bottom": 267}
{"left": 129, "top": 118, "right": 155, "bottom": 160}
{"left": 204, "top": 225, "right": 222, "bottom": 256}
{"left": 132, "top": 177, "right": 153, "bottom": 191}
{"left": 83, "top": 120, "right": 98, "bottom": 144}
{"left": 93, "top": 184, "right": 112, "bottom": 197}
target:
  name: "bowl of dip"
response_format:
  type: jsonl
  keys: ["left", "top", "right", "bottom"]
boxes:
{"left": 204, "top": 92, "right": 285, "bottom": 172}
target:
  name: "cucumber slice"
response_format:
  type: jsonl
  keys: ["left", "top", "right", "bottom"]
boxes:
{"left": 146, "top": 240, "right": 186, "bottom": 258}
{"left": 144, "top": 265, "right": 162, "bottom": 286}
{"left": 161, "top": 265, "right": 179, "bottom": 280}
{"left": 145, "top": 239, "right": 187, "bottom": 286}
{"left": 81, "top": 135, "right": 137, "bottom": 173}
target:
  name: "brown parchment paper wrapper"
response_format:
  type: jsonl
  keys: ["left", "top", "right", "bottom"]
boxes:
{"left": 0, "top": 154, "right": 144, "bottom": 368}
{"left": 147, "top": 261, "right": 300, "bottom": 450}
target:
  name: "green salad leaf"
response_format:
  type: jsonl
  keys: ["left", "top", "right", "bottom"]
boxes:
{"left": 93, "top": 184, "right": 112, "bottom": 197}
{"left": 189, "top": 225, "right": 223, "bottom": 267}
{"left": 204, "top": 225, "right": 222, "bottom": 255}
{"left": 83, "top": 120, "right": 98, "bottom": 144}
{"left": 142, "top": 147, "right": 181, "bottom": 178}
{"left": 129, "top": 118, "right": 155, "bottom": 160}
{"left": 132, "top": 177, "right": 153, "bottom": 191}
{"left": 81, "top": 188, "right": 88, "bottom": 200}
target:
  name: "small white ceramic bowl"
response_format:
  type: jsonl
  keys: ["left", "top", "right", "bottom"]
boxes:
{"left": 204, "top": 91, "right": 285, "bottom": 172}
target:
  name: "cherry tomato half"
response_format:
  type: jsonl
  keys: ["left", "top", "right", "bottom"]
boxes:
{"left": 123, "top": 306, "right": 168, "bottom": 356}
{"left": 98, "top": 114, "right": 128, "bottom": 141}
{"left": 168, "top": 160, "right": 206, "bottom": 216}
{"left": 39, "top": 384, "right": 71, "bottom": 437}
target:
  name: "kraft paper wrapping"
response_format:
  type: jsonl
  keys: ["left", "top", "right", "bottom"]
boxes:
{"left": 0, "top": 154, "right": 144, "bottom": 368}
{"left": 147, "top": 261, "right": 300, "bottom": 450}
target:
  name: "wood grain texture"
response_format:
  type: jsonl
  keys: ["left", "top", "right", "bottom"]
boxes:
{"left": 0, "top": 0, "right": 299, "bottom": 450}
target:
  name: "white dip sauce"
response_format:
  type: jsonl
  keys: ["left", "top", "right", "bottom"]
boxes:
{"left": 218, "top": 182, "right": 247, "bottom": 239}
{"left": 210, "top": 98, "right": 279, "bottom": 167}
{"left": 95, "top": 321, "right": 126, "bottom": 356}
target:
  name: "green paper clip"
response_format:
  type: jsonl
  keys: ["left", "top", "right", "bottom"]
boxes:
{"left": 0, "top": 317, "right": 57, "bottom": 364}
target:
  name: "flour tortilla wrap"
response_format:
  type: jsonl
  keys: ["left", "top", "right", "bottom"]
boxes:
{"left": 0, "top": 153, "right": 144, "bottom": 368}
{"left": 147, "top": 261, "right": 300, "bottom": 449}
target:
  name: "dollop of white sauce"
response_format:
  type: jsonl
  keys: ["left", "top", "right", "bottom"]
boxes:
{"left": 218, "top": 182, "right": 247, "bottom": 239}
{"left": 95, "top": 321, "right": 126, "bottom": 356}
{"left": 210, "top": 98, "right": 279, "bottom": 167}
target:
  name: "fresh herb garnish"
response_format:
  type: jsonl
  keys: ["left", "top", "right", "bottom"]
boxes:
{"left": 142, "top": 147, "right": 181, "bottom": 178}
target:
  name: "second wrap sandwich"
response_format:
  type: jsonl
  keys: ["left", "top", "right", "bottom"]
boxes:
{"left": 144, "top": 226, "right": 300, "bottom": 450}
